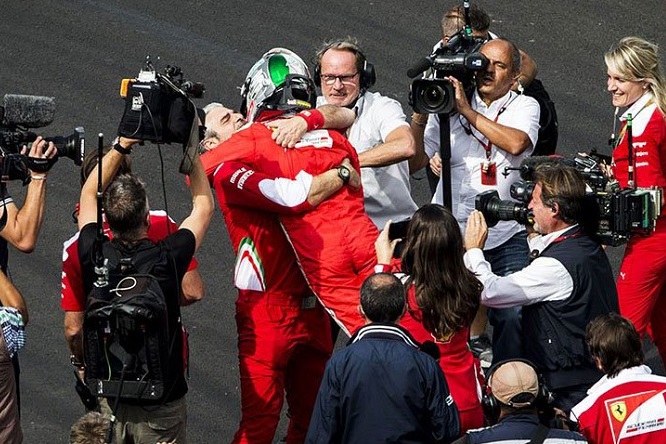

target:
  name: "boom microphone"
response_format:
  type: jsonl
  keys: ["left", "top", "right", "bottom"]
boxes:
{"left": 1, "top": 94, "right": 56, "bottom": 128}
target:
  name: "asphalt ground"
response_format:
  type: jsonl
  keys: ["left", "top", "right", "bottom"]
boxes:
{"left": 1, "top": 1, "right": 665, "bottom": 442}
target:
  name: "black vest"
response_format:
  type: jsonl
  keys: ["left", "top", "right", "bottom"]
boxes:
{"left": 522, "top": 227, "right": 618, "bottom": 389}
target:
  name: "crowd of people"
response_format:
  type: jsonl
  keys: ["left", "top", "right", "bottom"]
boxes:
{"left": 0, "top": 2, "right": 663, "bottom": 443}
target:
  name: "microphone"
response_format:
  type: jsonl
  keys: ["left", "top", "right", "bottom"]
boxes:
{"left": 407, "top": 57, "right": 434, "bottom": 79}
{"left": 1, "top": 94, "right": 56, "bottom": 128}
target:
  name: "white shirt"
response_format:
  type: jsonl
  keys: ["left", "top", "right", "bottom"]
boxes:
{"left": 463, "top": 225, "right": 576, "bottom": 308}
{"left": 425, "top": 90, "right": 540, "bottom": 249}
{"left": 318, "top": 91, "right": 418, "bottom": 228}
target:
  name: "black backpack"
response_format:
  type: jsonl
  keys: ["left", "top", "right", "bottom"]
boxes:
{"left": 83, "top": 243, "right": 178, "bottom": 403}
{"left": 524, "top": 78, "right": 559, "bottom": 156}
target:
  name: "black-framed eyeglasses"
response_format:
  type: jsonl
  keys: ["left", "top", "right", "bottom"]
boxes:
{"left": 320, "top": 72, "right": 359, "bottom": 85}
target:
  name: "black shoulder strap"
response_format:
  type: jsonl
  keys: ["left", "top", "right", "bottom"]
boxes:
{"left": 529, "top": 423, "right": 550, "bottom": 444}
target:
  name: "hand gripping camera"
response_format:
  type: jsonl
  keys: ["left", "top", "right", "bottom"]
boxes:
{"left": 118, "top": 58, "right": 205, "bottom": 145}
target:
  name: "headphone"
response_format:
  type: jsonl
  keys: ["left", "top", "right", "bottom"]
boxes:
{"left": 313, "top": 39, "right": 376, "bottom": 92}
{"left": 481, "top": 358, "right": 553, "bottom": 425}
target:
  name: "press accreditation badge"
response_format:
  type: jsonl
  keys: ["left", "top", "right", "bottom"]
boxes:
{"left": 480, "top": 160, "right": 497, "bottom": 185}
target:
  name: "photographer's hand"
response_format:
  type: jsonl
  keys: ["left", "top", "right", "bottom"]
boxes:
{"left": 22, "top": 136, "right": 57, "bottom": 177}
{"left": 465, "top": 210, "right": 489, "bottom": 251}
{"left": 446, "top": 76, "right": 472, "bottom": 116}
{"left": 375, "top": 220, "right": 400, "bottom": 264}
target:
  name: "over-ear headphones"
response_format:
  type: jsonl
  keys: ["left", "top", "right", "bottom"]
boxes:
{"left": 314, "top": 39, "right": 376, "bottom": 92}
{"left": 481, "top": 358, "right": 553, "bottom": 425}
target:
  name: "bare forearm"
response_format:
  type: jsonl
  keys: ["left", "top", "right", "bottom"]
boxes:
{"left": 409, "top": 114, "right": 429, "bottom": 173}
{"left": 318, "top": 105, "right": 356, "bottom": 129}
{"left": 180, "top": 269, "right": 205, "bottom": 306}
{"left": 307, "top": 169, "right": 345, "bottom": 207}
{"left": 460, "top": 108, "right": 531, "bottom": 155}
{"left": 358, "top": 126, "right": 416, "bottom": 168}
{"left": 64, "top": 311, "right": 84, "bottom": 361}
{"left": 8, "top": 180, "right": 47, "bottom": 252}
{"left": 181, "top": 155, "right": 214, "bottom": 251}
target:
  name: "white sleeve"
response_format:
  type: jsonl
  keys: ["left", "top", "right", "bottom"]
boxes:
{"left": 257, "top": 170, "right": 313, "bottom": 208}
{"left": 464, "top": 248, "right": 574, "bottom": 308}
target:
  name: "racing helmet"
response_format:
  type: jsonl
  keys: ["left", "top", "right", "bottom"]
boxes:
{"left": 240, "top": 48, "right": 317, "bottom": 123}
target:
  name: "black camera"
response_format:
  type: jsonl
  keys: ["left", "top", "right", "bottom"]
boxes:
{"left": 474, "top": 154, "right": 662, "bottom": 246}
{"left": 0, "top": 94, "right": 85, "bottom": 182}
{"left": 408, "top": 31, "right": 488, "bottom": 115}
{"left": 475, "top": 180, "right": 534, "bottom": 228}
{"left": 118, "top": 58, "right": 205, "bottom": 145}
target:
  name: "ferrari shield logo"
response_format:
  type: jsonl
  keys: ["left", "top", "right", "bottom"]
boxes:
{"left": 610, "top": 401, "right": 627, "bottom": 422}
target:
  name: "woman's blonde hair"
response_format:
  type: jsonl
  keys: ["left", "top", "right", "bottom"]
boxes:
{"left": 605, "top": 36, "right": 666, "bottom": 116}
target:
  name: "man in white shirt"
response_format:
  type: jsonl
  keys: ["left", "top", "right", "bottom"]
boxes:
{"left": 464, "top": 163, "right": 618, "bottom": 413}
{"left": 315, "top": 37, "right": 418, "bottom": 228}
{"left": 411, "top": 37, "right": 540, "bottom": 366}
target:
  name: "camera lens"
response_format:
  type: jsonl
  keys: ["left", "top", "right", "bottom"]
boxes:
{"left": 422, "top": 85, "right": 447, "bottom": 109}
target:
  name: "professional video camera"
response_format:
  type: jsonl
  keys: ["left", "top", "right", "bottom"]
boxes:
{"left": 475, "top": 155, "right": 662, "bottom": 246}
{"left": 407, "top": 2, "right": 488, "bottom": 114}
{"left": 0, "top": 94, "right": 84, "bottom": 182}
{"left": 118, "top": 57, "right": 205, "bottom": 145}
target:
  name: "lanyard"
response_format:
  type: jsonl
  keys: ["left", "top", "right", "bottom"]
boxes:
{"left": 460, "top": 93, "right": 517, "bottom": 160}
{"left": 613, "top": 98, "right": 653, "bottom": 149}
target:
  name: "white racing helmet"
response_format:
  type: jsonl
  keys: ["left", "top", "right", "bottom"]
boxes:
{"left": 240, "top": 48, "right": 317, "bottom": 123}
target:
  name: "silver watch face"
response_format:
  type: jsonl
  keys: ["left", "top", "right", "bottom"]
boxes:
{"left": 339, "top": 166, "right": 350, "bottom": 180}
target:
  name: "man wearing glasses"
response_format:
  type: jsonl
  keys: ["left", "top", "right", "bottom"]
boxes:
{"left": 410, "top": 38, "right": 540, "bottom": 367}
{"left": 314, "top": 37, "right": 418, "bottom": 229}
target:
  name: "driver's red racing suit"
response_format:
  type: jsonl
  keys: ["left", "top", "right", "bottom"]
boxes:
{"left": 201, "top": 123, "right": 379, "bottom": 336}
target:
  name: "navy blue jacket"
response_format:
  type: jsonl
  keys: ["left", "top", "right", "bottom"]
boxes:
{"left": 452, "top": 414, "right": 586, "bottom": 444}
{"left": 305, "top": 323, "right": 460, "bottom": 444}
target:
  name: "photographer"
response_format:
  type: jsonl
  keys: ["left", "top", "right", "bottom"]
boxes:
{"left": 76, "top": 136, "right": 213, "bottom": 443}
{"left": 411, "top": 37, "right": 540, "bottom": 367}
{"left": 464, "top": 163, "right": 618, "bottom": 413}
{"left": 605, "top": 36, "right": 666, "bottom": 368}
{"left": 61, "top": 148, "right": 204, "bottom": 382}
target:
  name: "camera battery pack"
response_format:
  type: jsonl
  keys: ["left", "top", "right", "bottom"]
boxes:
{"left": 118, "top": 81, "right": 167, "bottom": 142}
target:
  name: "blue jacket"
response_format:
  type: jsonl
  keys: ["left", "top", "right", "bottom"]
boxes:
{"left": 455, "top": 413, "right": 586, "bottom": 444}
{"left": 306, "top": 323, "right": 460, "bottom": 443}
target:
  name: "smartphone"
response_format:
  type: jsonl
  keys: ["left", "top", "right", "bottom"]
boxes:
{"left": 388, "top": 218, "right": 411, "bottom": 240}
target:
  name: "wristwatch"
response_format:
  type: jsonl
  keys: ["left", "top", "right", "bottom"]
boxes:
{"left": 337, "top": 164, "right": 351, "bottom": 184}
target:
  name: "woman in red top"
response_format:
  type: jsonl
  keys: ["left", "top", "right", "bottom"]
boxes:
{"left": 606, "top": 36, "right": 666, "bottom": 366}
{"left": 375, "top": 204, "right": 485, "bottom": 432}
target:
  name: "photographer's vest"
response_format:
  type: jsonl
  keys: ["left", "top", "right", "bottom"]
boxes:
{"left": 522, "top": 227, "right": 619, "bottom": 390}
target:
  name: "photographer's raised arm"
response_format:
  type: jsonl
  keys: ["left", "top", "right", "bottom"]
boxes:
{"left": 0, "top": 137, "right": 56, "bottom": 252}
{"left": 78, "top": 137, "right": 137, "bottom": 230}
{"left": 179, "top": 152, "right": 214, "bottom": 251}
